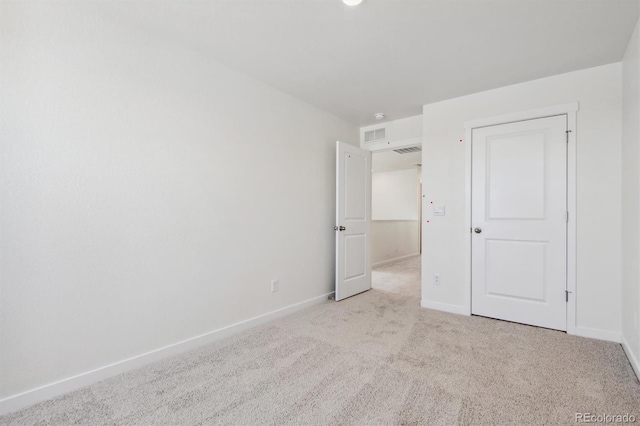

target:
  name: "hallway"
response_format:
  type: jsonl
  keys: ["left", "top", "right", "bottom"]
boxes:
{"left": 372, "top": 255, "right": 421, "bottom": 298}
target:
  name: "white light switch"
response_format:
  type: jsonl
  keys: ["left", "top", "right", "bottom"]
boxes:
{"left": 433, "top": 205, "right": 445, "bottom": 216}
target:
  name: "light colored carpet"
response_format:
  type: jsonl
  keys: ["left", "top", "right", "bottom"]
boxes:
{"left": 2, "top": 255, "right": 639, "bottom": 425}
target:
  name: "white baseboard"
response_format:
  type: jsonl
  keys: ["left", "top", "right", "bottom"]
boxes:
{"left": 621, "top": 334, "right": 640, "bottom": 381}
{"left": 573, "top": 326, "right": 621, "bottom": 343}
{"left": 420, "top": 299, "right": 470, "bottom": 316}
{"left": 0, "top": 292, "right": 333, "bottom": 416}
{"left": 372, "top": 253, "right": 420, "bottom": 268}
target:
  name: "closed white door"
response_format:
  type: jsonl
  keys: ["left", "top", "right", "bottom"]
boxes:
{"left": 335, "top": 141, "right": 371, "bottom": 301}
{"left": 471, "top": 115, "right": 567, "bottom": 331}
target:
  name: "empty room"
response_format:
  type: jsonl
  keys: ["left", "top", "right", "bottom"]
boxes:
{"left": 2, "top": 0, "right": 640, "bottom": 424}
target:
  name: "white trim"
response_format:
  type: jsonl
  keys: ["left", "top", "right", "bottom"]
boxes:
{"left": 421, "top": 300, "right": 470, "bottom": 316}
{"left": 566, "top": 111, "right": 577, "bottom": 335}
{"left": 464, "top": 102, "right": 579, "bottom": 130}
{"left": 574, "top": 326, "right": 621, "bottom": 343}
{"left": 372, "top": 253, "right": 420, "bottom": 268}
{"left": 463, "top": 103, "right": 579, "bottom": 333}
{"left": 0, "top": 292, "right": 333, "bottom": 416}
{"left": 463, "top": 126, "right": 473, "bottom": 315}
{"left": 621, "top": 335, "right": 640, "bottom": 381}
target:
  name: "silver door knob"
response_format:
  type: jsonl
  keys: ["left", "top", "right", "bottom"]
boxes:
{"left": 334, "top": 226, "right": 346, "bottom": 231}
{"left": 474, "top": 227, "right": 482, "bottom": 234}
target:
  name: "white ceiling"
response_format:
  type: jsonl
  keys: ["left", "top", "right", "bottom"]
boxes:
{"left": 373, "top": 149, "right": 421, "bottom": 173}
{"left": 101, "top": 0, "right": 639, "bottom": 126}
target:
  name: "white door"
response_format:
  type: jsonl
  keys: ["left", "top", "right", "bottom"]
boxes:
{"left": 335, "top": 141, "right": 372, "bottom": 301}
{"left": 471, "top": 115, "right": 567, "bottom": 331}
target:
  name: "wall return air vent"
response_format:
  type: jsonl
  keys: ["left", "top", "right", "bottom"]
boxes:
{"left": 393, "top": 146, "right": 422, "bottom": 154}
{"left": 364, "top": 127, "right": 387, "bottom": 143}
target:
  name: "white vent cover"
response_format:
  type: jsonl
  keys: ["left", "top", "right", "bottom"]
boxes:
{"left": 364, "top": 127, "right": 387, "bottom": 143}
{"left": 393, "top": 146, "right": 422, "bottom": 154}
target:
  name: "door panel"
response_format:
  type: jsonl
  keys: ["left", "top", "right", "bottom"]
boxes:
{"left": 487, "top": 132, "right": 546, "bottom": 219}
{"left": 344, "top": 235, "right": 366, "bottom": 280}
{"left": 485, "top": 239, "right": 546, "bottom": 302}
{"left": 471, "top": 115, "right": 567, "bottom": 331}
{"left": 336, "top": 141, "right": 371, "bottom": 301}
{"left": 345, "top": 153, "right": 367, "bottom": 220}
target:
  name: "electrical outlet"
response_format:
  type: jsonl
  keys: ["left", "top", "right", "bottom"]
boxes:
{"left": 271, "top": 279, "right": 279, "bottom": 293}
{"left": 433, "top": 274, "right": 440, "bottom": 285}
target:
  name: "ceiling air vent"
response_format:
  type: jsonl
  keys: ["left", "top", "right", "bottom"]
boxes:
{"left": 364, "top": 127, "right": 387, "bottom": 143}
{"left": 393, "top": 146, "right": 422, "bottom": 154}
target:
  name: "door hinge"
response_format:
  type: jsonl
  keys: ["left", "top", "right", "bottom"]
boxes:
{"left": 566, "top": 129, "right": 572, "bottom": 143}
{"left": 565, "top": 290, "right": 573, "bottom": 302}
{"left": 566, "top": 211, "right": 569, "bottom": 222}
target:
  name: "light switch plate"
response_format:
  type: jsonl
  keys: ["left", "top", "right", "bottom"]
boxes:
{"left": 433, "top": 205, "right": 445, "bottom": 216}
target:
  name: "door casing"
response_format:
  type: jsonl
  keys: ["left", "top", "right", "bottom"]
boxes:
{"left": 463, "top": 102, "right": 578, "bottom": 335}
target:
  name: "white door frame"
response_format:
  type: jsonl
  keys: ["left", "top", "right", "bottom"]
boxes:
{"left": 463, "top": 102, "right": 578, "bottom": 335}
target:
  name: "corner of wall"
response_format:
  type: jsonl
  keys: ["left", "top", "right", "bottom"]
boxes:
{"left": 620, "top": 13, "right": 640, "bottom": 379}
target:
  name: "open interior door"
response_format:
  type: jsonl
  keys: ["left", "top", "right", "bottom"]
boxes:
{"left": 335, "top": 141, "right": 372, "bottom": 301}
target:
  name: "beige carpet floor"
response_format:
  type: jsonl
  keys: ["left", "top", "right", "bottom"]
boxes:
{"left": 2, "top": 255, "right": 639, "bottom": 425}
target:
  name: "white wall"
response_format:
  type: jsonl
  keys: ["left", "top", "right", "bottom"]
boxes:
{"left": 372, "top": 169, "right": 419, "bottom": 220}
{"left": 422, "top": 64, "right": 622, "bottom": 339}
{"left": 0, "top": 1, "right": 358, "bottom": 407}
{"left": 371, "top": 221, "right": 420, "bottom": 265}
{"left": 622, "top": 16, "right": 640, "bottom": 375}
{"left": 371, "top": 168, "right": 421, "bottom": 265}
{"left": 360, "top": 114, "right": 422, "bottom": 151}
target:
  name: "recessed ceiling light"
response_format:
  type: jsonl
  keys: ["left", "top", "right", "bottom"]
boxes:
{"left": 343, "top": 0, "right": 363, "bottom": 5}
{"left": 374, "top": 113, "right": 385, "bottom": 120}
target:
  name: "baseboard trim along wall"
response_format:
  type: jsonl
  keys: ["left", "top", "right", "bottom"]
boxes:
{"left": 420, "top": 299, "right": 469, "bottom": 316}
{"left": 419, "top": 304, "right": 624, "bottom": 346}
{"left": 621, "top": 336, "right": 640, "bottom": 381}
{"left": 372, "top": 253, "right": 420, "bottom": 268}
{"left": 0, "top": 292, "right": 334, "bottom": 416}
{"left": 573, "top": 326, "right": 621, "bottom": 343}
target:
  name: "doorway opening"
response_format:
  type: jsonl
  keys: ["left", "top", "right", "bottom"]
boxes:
{"left": 370, "top": 147, "right": 422, "bottom": 297}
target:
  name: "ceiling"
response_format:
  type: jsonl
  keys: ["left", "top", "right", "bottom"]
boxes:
{"left": 373, "top": 149, "right": 421, "bottom": 173}
{"left": 100, "top": 0, "right": 639, "bottom": 126}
